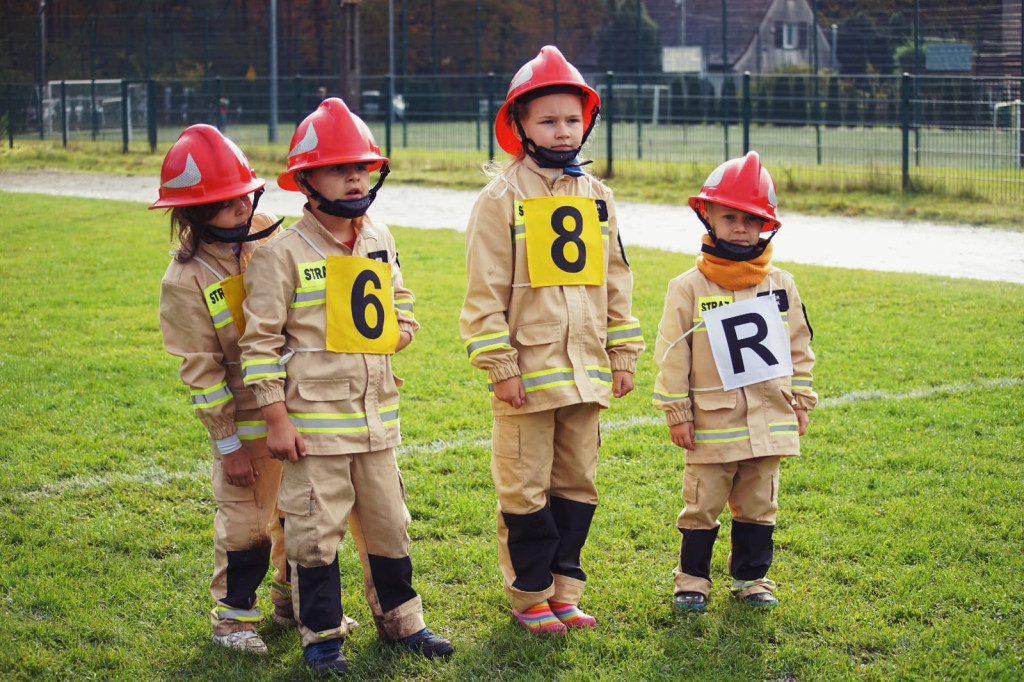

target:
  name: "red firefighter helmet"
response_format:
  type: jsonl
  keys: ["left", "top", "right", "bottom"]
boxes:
{"left": 278, "top": 97, "right": 388, "bottom": 191}
{"left": 150, "top": 124, "right": 264, "bottom": 209}
{"left": 495, "top": 45, "right": 600, "bottom": 156}
{"left": 688, "top": 151, "right": 781, "bottom": 232}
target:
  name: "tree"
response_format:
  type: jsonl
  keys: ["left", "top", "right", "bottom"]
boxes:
{"left": 593, "top": 0, "right": 661, "bottom": 75}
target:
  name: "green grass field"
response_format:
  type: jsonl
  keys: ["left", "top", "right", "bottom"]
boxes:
{"left": 1, "top": 192, "right": 1022, "bottom": 680}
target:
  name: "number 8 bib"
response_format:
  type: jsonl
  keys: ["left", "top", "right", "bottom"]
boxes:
{"left": 522, "top": 196, "right": 605, "bottom": 288}
{"left": 325, "top": 255, "right": 400, "bottom": 354}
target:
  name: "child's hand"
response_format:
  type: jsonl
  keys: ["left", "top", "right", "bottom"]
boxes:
{"left": 494, "top": 376, "right": 526, "bottom": 408}
{"left": 222, "top": 446, "right": 258, "bottom": 488}
{"left": 612, "top": 370, "right": 634, "bottom": 398}
{"left": 795, "top": 408, "right": 809, "bottom": 436}
{"left": 263, "top": 402, "right": 306, "bottom": 462}
{"left": 395, "top": 330, "right": 412, "bottom": 353}
{"left": 670, "top": 421, "right": 695, "bottom": 450}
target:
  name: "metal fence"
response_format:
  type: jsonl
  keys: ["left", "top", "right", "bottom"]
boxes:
{"left": 3, "top": 72, "right": 1022, "bottom": 203}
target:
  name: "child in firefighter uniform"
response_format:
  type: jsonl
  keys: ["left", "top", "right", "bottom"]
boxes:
{"left": 153, "top": 125, "right": 290, "bottom": 654}
{"left": 238, "top": 98, "right": 453, "bottom": 674}
{"left": 652, "top": 151, "right": 816, "bottom": 611}
{"left": 459, "top": 46, "right": 644, "bottom": 634}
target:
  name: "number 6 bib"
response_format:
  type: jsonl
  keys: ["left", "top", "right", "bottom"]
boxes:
{"left": 522, "top": 196, "right": 605, "bottom": 288}
{"left": 325, "top": 255, "right": 400, "bottom": 354}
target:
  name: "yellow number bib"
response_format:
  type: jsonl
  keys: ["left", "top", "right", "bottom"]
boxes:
{"left": 204, "top": 274, "right": 248, "bottom": 337}
{"left": 220, "top": 274, "right": 248, "bottom": 337}
{"left": 325, "top": 255, "right": 400, "bottom": 354}
{"left": 522, "top": 196, "right": 604, "bottom": 288}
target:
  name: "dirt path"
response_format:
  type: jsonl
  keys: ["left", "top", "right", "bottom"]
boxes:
{"left": 2, "top": 170, "right": 1021, "bottom": 283}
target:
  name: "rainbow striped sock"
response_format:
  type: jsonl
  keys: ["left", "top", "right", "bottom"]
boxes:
{"left": 512, "top": 601, "right": 567, "bottom": 634}
{"left": 549, "top": 601, "right": 597, "bottom": 629}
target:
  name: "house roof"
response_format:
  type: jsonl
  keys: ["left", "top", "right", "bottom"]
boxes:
{"left": 682, "top": 0, "right": 773, "bottom": 66}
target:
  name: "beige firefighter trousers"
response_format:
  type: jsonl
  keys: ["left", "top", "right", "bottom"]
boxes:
{"left": 673, "top": 456, "right": 780, "bottom": 596}
{"left": 277, "top": 448, "right": 426, "bottom": 647}
{"left": 492, "top": 402, "right": 600, "bottom": 612}
{"left": 209, "top": 439, "right": 289, "bottom": 636}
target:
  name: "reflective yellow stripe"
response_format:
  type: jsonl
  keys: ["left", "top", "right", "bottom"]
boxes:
{"left": 215, "top": 605, "right": 261, "bottom": 622}
{"left": 190, "top": 381, "right": 232, "bottom": 409}
{"left": 465, "top": 331, "right": 512, "bottom": 359}
{"left": 693, "top": 427, "right": 750, "bottom": 444}
{"left": 242, "top": 358, "right": 286, "bottom": 381}
{"left": 236, "top": 420, "right": 268, "bottom": 441}
{"left": 607, "top": 322, "right": 643, "bottom": 346}
{"left": 652, "top": 391, "right": 688, "bottom": 406}
{"left": 289, "top": 405, "right": 399, "bottom": 434}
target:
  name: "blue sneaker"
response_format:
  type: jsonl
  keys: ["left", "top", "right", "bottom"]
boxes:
{"left": 393, "top": 627, "right": 454, "bottom": 659}
{"left": 673, "top": 592, "right": 708, "bottom": 612}
{"left": 303, "top": 639, "right": 349, "bottom": 675}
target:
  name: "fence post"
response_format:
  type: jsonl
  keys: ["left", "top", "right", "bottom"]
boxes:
{"left": 294, "top": 75, "right": 303, "bottom": 127}
{"left": 6, "top": 84, "right": 13, "bottom": 148}
{"left": 901, "top": 72, "right": 910, "bottom": 192}
{"left": 487, "top": 72, "right": 495, "bottom": 161}
{"left": 214, "top": 76, "right": 223, "bottom": 131}
{"left": 606, "top": 71, "right": 614, "bottom": 179}
{"left": 60, "top": 81, "right": 67, "bottom": 148}
{"left": 742, "top": 72, "right": 751, "bottom": 153}
{"left": 121, "top": 79, "right": 130, "bottom": 153}
{"left": 147, "top": 79, "right": 157, "bottom": 152}
{"left": 384, "top": 75, "right": 392, "bottom": 158}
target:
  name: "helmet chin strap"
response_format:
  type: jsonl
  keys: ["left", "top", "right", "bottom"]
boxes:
{"left": 695, "top": 204, "right": 778, "bottom": 262}
{"left": 513, "top": 107, "right": 598, "bottom": 169}
{"left": 298, "top": 164, "right": 390, "bottom": 219}
{"left": 185, "top": 188, "right": 283, "bottom": 244}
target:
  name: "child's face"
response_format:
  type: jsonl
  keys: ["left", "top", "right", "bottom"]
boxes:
{"left": 703, "top": 202, "right": 766, "bottom": 246}
{"left": 206, "top": 194, "right": 254, "bottom": 230}
{"left": 303, "top": 163, "right": 370, "bottom": 201}
{"left": 519, "top": 93, "right": 585, "bottom": 152}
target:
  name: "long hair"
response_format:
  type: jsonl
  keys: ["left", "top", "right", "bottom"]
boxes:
{"left": 168, "top": 200, "right": 227, "bottom": 263}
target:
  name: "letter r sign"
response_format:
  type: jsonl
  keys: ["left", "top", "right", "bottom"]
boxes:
{"left": 702, "top": 296, "right": 793, "bottom": 390}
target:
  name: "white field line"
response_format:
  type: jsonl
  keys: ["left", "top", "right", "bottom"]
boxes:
{"left": 15, "top": 376, "right": 1021, "bottom": 499}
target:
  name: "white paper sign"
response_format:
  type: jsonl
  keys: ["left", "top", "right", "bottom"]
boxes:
{"left": 702, "top": 296, "right": 792, "bottom": 390}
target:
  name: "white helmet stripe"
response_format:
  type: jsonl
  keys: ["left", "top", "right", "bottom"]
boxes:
{"left": 289, "top": 124, "right": 319, "bottom": 158}
{"left": 162, "top": 153, "right": 203, "bottom": 189}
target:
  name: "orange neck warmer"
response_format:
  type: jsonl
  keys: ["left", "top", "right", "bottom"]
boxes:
{"left": 695, "top": 235, "right": 773, "bottom": 290}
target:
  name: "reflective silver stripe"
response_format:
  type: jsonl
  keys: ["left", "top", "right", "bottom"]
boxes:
{"left": 236, "top": 421, "right": 268, "bottom": 440}
{"left": 290, "top": 413, "right": 370, "bottom": 433}
{"left": 209, "top": 308, "right": 233, "bottom": 328}
{"left": 513, "top": 224, "right": 526, "bottom": 240}
{"left": 607, "top": 323, "right": 643, "bottom": 346}
{"left": 465, "top": 333, "right": 511, "bottom": 358}
{"left": 587, "top": 367, "right": 612, "bottom": 385}
{"left": 521, "top": 369, "right": 575, "bottom": 392}
{"left": 191, "top": 383, "right": 232, "bottom": 409}
{"left": 693, "top": 428, "right": 750, "bottom": 444}
{"left": 242, "top": 360, "right": 286, "bottom": 381}
{"left": 769, "top": 422, "right": 799, "bottom": 435}
{"left": 394, "top": 297, "right": 414, "bottom": 313}
{"left": 379, "top": 406, "right": 399, "bottom": 425}
{"left": 291, "top": 289, "right": 325, "bottom": 307}
{"left": 652, "top": 392, "right": 687, "bottom": 404}
{"left": 215, "top": 606, "right": 261, "bottom": 622}
{"left": 792, "top": 377, "right": 813, "bottom": 390}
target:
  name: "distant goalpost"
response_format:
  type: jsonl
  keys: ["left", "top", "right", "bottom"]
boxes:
{"left": 44, "top": 79, "right": 148, "bottom": 141}
{"left": 992, "top": 99, "right": 1022, "bottom": 170}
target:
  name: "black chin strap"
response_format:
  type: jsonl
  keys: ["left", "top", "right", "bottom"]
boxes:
{"left": 298, "top": 164, "right": 390, "bottom": 219}
{"left": 695, "top": 206, "right": 778, "bottom": 262}
{"left": 185, "top": 188, "right": 283, "bottom": 244}
{"left": 513, "top": 106, "right": 599, "bottom": 169}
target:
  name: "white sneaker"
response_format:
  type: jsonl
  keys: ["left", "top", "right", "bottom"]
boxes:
{"left": 211, "top": 629, "right": 268, "bottom": 655}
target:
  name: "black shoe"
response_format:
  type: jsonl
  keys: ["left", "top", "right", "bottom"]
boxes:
{"left": 303, "top": 640, "right": 349, "bottom": 675}
{"left": 394, "top": 627, "right": 454, "bottom": 660}
{"left": 739, "top": 591, "right": 779, "bottom": 608}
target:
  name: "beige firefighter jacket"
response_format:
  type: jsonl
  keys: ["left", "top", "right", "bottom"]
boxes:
{"left": 652, "top": 266, "right": 816, "bottom": 464}
{"left": 159, "top": 212, "right": 282, "bottom": 441}
{"left": 238, "top": 208, "right": 418, "bottom": 456}
{"left": 459, "top": 157, "right": 644, "bottom": 417}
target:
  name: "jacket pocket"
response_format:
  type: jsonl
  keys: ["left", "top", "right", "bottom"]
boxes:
{"left": 297, "top": 378, "right": 350, "bottom": 402}
{"left": 515, "top": 321, "right": 561, "bottom": 346}
{"left": 693, "top": 391, "right": 737, "bottom": 411}
{"left": 277, "top": 479, "right": 315, "bottom": 517}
